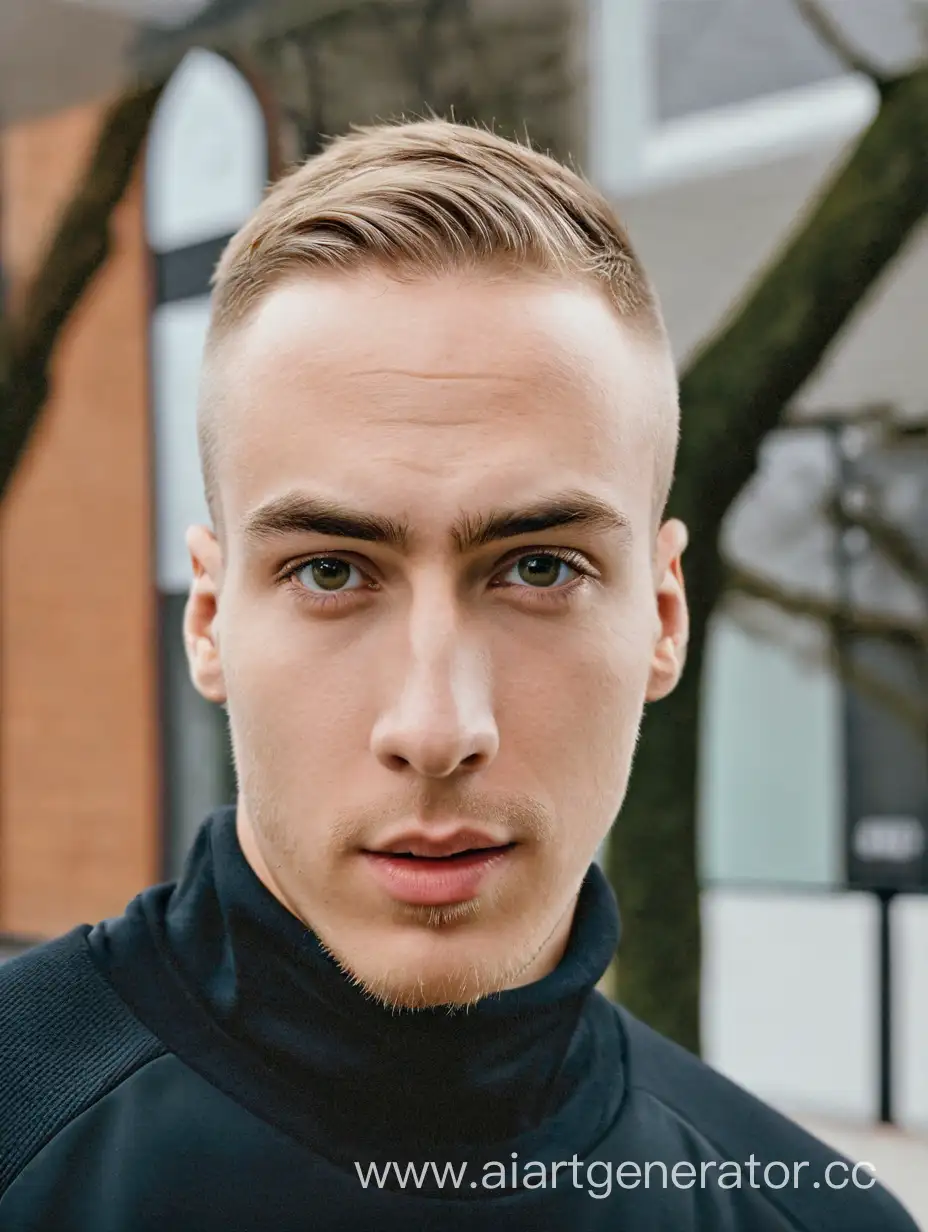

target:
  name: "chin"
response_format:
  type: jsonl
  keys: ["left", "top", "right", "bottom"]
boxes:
{"left": 358, "top": 965, "right": 516, "bottom": 1011}
{"left": 328, "top": 921, "right": 534, "bottom": 1011}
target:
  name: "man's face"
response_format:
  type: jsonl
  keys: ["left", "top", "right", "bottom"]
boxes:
{"left": 186, "top": 270, "right": 687, "bottom": 1008}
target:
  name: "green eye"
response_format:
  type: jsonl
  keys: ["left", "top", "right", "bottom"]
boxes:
{"left": 508, "top": 554, "right": 576, "bottom": 588}
{"left": 294, "top": 558, "right": 362, "bottom": 592}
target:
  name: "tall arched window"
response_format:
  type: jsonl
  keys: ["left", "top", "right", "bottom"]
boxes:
{"left": 145, "top": 48, "right": 269, "bottom": 877}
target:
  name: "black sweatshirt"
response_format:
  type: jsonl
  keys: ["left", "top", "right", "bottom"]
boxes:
{"left": 0, "top": 808, "right": 919, "bottom": 1230}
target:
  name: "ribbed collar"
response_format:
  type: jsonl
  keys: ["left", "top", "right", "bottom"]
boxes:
{"left": 93, "top": 807, "right": 625, "bottom": 1169}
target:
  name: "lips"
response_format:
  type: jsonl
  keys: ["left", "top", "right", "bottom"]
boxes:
{"left": 361, "top": 827, "right": 517, "bottom": 905}
{"left": 367, "top": 827, "right": 512, "bottom": 860}
{"left": 383, "top": 845, "right": 514, "bottom": 861}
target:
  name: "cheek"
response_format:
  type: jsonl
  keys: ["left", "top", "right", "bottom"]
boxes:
{"left": 232, "top": 660, "right": 369, "bottom": 756}
{"left": 495, "top": 604, "right": 653, "bottom": 765}
{"left": 219, "top": 594, "right": 369, "bottom": 766}
{"left": 220, "top": 579, "right": 654, "bottom": 777}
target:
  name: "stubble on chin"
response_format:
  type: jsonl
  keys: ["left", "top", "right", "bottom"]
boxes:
{"left": 315, "top": 893, "right": 566, "bottom": 1012}
{"left": 235, "top": 771, "right": 577, "bottom": 1011}
{"left": 322, "top": 939, "right": 533, "bottom": 1012}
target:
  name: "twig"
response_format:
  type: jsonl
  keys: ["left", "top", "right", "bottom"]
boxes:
{"left": 726, "top": 565, "right": 928, "bottom": 644}
{"left": 725, "top": 583, "right": 928, "bottom": 732}
{"left": 909, "top": 1, "right": 928, "bottom": 57}
{"left": 794, "top": 0, "right": 894, "bottom": 94}
{"left": 830, "top": 496, "right": 928, "bottom": 591}
{"left": 780, "top": 402, "right": 897, "bottom": 430}
{"left": 832, "top": 644, "right": 928, "bottom": 730}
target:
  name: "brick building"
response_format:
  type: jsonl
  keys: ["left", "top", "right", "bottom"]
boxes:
{"left": 0, "top": 49, "right": 272, "bottom": 938}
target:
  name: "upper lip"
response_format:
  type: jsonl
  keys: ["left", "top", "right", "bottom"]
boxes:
{"left": 367, "top": 827, "right": 514, "bottom": 858}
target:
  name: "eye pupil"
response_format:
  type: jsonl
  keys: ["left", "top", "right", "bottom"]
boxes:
{"left": 517, "top": 555, "right": 562, "bottom": 588}
{"left": 310, "top": 559, "right": 351, "bottom": 591}
{"left": 295, "top": 553, "right": 577, "bottom": 599}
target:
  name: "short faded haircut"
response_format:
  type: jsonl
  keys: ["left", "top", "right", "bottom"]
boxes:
{"left": 199, "top": 118, "right": 678, "bottom": 533}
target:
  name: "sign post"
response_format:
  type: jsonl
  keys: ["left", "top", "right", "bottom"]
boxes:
{"left": 831, "top": 423, "right": 928, "bottom": 1124}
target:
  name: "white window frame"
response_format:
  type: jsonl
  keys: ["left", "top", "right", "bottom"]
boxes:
{"left": 62, "top": 0, "right": 209, "bottom": 26}
{"left": 586, "top": 0, "right": 880, "bottom": 197}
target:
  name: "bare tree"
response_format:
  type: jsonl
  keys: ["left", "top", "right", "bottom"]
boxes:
{"left": 726, "top": 408, "right": 927, "bottom": 730}
{"left": 0, "top": 83, "right": 165, "bottom": 498}
{"left": 608, "top": 3, "right": 928, "bottom": 1052}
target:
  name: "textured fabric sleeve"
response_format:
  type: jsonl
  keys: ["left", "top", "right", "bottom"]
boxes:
{"left": 0, "top": 926, "right": 166, "bottom": 1193}
{"left": 617, "top": 1006, "right": 921, "bottom": 1232}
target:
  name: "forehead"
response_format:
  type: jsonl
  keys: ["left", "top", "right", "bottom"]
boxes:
{"left": 209, "top": 272, "right": 666, "bottom": 532}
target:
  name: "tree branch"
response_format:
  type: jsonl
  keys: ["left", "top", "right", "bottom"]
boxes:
{"left": 836, "top": 647, "right": 928, "bottom": 730}
{"left": 727, "top": 567, "right": 928, "bottom": 731}
{"left": 781, "top": 402, "right": 897, "bottom": 430}
{"left": 794, "top": 0, "right": 894, "bottom": 93}
{"left": 0, "top": 80, "right": 165, "bottom": 500}
{"left": 780, "top": 404, "right": 928, "bottom": 440}
{"left": 726, "top": 564, "right": 928, "bottom": 644}
{"left": 672, "top": 62, "right": 928, "bottom": 575}
{"left": 833, "top": 496, "right": 928, "bottom": 590}
{"left": 910, "top": 1, "right": 928, "bottom": 57}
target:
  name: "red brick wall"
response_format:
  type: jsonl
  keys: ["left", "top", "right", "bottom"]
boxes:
{"left": 0, "top": 100, "right": 159, "bottom": 936}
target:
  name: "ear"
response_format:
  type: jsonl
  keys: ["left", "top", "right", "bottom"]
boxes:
{"left": 183, "top": 524, "right": 227, "bottom": 704}
{"left": 646, "top": 518, "right": 689, "bottom": 702}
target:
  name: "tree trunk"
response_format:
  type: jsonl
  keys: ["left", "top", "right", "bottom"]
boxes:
{"left": 608, "top": 537, "right": 718, "bottom": 1055}
{"left": 609, "top": 64, "right": 928, "bottom": 1053}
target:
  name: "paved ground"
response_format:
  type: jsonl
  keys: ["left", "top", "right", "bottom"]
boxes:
{"left": 796, "top": 1115, "right": 928, "bottom": 1227}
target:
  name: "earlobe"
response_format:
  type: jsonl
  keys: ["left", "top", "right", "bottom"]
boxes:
{"left": 184, "top": 525, "right": 227, "bottom": 704}
{"left": 646, "top": 633, "right": 684, "bottom": 702}
{"left": 645, "top": 519, "right": 689, "bottom": 702}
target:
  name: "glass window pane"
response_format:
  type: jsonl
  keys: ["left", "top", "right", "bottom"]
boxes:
{"left": 699, "top": 611, "right": 844, "bottom": 887}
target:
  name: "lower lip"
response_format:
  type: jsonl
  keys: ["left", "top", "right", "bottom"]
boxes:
{"left": 361, "top": 846, "right": 515, "bottom": 905}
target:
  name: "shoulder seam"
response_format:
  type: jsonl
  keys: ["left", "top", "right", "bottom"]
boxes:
{"left": 0, "top": 1052, "right": 166, "bottom": 1204}
{"left": 0, "top": 928, "right": 167, "bottom": 1194}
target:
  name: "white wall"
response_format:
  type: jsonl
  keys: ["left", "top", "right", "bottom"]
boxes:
{"left": 702, "top": 888, "right": 928, "bottom": 1129}
{"left": 894, "top": 895, "right": 928, "bottom": 1133}
{"left": 701, "top": 889, "right": 879, "bottom": 1122}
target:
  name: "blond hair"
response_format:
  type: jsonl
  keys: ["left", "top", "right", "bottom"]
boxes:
{"left": 200, "top": 119, "right": 677, "bottom": 529}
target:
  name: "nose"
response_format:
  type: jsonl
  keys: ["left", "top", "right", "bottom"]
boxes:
{"left": 370, "top": 622, "right": 500, "bottom": 779}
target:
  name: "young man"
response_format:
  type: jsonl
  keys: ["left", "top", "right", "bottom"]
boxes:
{"left": 0, "top": 120, "right": 918, "bottom": 1231}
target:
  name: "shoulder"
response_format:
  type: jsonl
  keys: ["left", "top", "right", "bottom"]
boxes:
{"left": 0, "top": 927, "right": 166, "bottom": 1195}
{"left": 612, "top": 1003, "right": 920, "bottom": 1231}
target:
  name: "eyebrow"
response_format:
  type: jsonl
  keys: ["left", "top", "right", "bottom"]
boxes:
{"left": 240, "top": 488, "right": 631, "bottom": 555}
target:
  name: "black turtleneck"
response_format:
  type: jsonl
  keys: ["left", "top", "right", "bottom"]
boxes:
{"left": 88, "top": 806, "right": 627, "bottom": 1177}
{"left": 4, "top": 809, "right": 922, "bottom": 1229}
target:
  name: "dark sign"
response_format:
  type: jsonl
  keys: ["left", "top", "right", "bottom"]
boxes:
{"left": 843, "top": 635, "right": 928, "bottom": 891}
